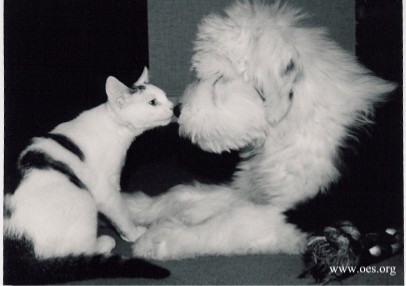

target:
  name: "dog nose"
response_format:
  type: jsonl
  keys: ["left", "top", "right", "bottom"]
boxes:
{"left": 174, "top": 103, "right": 182, "bottom": 118}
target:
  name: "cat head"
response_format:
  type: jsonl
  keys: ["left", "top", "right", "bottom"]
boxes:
{"left": 106, "top": 67, "right": 174, "bottom": 131}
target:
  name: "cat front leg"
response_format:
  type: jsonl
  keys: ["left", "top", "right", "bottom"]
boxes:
{"left": 94, "top": 186, "right": 146, "bottom": 242}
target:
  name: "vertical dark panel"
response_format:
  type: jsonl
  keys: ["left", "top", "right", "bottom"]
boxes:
{"left": 4, "top": 0, "right": 148, "bottom": 192}
{"left": 356, "top": 0, "right": 402, "bottom": 81}
{"left": 353, "top": 0, "right": 403, "bottom": 227}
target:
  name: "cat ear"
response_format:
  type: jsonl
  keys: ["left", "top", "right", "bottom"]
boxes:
{"left": 133, "top": 67, "right": 149, "bottom": 87}
{"left": 106, "top": 76, "right": 130, "bottom": 109}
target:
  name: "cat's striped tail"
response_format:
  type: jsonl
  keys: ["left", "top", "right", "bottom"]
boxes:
{"left": 4, "top": 234, "right": 170, "bottom": 284}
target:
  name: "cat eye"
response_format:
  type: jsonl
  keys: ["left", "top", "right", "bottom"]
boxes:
{"left": 149, "top": 99, "right": 159, "bottom": 106}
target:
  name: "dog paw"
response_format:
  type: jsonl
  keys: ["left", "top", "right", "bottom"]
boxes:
{"left": 132, "top": 235, "right": 170, "bottom": 260}
{"left": 132, "top": 224, "right": 196, "bottom": 260}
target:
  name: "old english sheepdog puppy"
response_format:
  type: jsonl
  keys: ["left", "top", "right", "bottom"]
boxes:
{"left": 125, "top": 1, "right": 396, "bottom": 260}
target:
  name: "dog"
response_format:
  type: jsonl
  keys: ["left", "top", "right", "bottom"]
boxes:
{"left": 124, "top": 0, "right": 396, "bottom": 260}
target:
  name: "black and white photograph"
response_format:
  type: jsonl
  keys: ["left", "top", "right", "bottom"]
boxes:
{"left": 3, "top": 0, "right": 403, "bottom": 284}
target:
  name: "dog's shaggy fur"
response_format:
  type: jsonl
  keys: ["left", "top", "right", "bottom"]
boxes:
{"left": 125, "top": 0, "right": 396, "bottom": 260}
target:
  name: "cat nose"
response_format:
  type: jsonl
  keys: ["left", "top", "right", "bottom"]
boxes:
{"left": 174, "top": 104, "right": 182, "bottom": 118}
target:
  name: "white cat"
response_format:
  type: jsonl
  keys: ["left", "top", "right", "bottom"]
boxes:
{"left": 4, "top": 67, "right": 173, "bottom": 284}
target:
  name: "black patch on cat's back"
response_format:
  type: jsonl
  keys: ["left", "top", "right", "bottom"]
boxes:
{"left": 42, "top": 133, "right": 85, "bottom": 161}
{"left": 4, "top": 202, "right": 13, "bottom": 219}
{"left": 18, "top": 150, "right": 87, "bottom": 190}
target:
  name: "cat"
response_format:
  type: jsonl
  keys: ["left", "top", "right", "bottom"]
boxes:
{"left": 3, "top": 67, "right": 173, "bottom": 284}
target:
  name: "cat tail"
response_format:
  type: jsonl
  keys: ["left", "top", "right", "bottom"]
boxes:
{"left": 4, "top": 235, "right": 170, "bottom": 284}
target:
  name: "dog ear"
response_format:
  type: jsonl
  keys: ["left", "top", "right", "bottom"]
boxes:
{"left": 270, "top": 55, "right": 302, "bottom": 125}
{"left": 250, "top": 36, "right": 303, "bottom": 126}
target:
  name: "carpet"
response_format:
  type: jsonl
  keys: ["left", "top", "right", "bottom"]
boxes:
{"left": 71, "top": 224, "right": 404, "bottom": 285}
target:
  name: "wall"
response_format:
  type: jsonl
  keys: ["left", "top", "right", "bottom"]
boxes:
{"left": 148, "top": 0, "right": 355, "bottom": 98}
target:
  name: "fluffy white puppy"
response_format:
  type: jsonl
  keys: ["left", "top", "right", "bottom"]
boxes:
{"left": 125, "top": 0, "right": 396, "bottom": 260}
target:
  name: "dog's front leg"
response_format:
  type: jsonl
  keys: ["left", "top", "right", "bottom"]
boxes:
{"left": 132, "top": 204, "right": 307, "bottom": 260}
{"left": 124, "top": 183, "right": 238, "bottom": 225}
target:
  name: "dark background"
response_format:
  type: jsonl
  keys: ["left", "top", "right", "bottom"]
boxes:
{"left": 4, "top": 0, "right": 403, "bottom": 233}
{"left": 4, "top": 0, "right": 149, "bottom": 192}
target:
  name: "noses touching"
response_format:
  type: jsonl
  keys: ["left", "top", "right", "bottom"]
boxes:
{"left": 174, "top": 103, "right": 182, "bottom": 118}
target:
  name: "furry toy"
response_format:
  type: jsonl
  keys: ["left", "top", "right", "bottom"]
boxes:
{"left": 123, "top": 0, "right": 397, "bottom": 260}
{"left": 300, "top": 221, "right": 403, "bottom": 284}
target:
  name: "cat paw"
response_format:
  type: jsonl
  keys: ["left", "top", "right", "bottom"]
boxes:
{"left": 97, "top": 235, "right": 116, "bottom": 254}
{"left": 132, "top": 224, "right": 196, "bottom": 260}
{"left": 120, "top": 226, "right": 147, "bottom": 242}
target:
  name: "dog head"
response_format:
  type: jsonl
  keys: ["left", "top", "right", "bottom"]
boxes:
{"left": 176, "top": 1, "right": 304, "bottom": 153}
{"left": 176, "top": 1, "right": 396, "bottom": 154}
